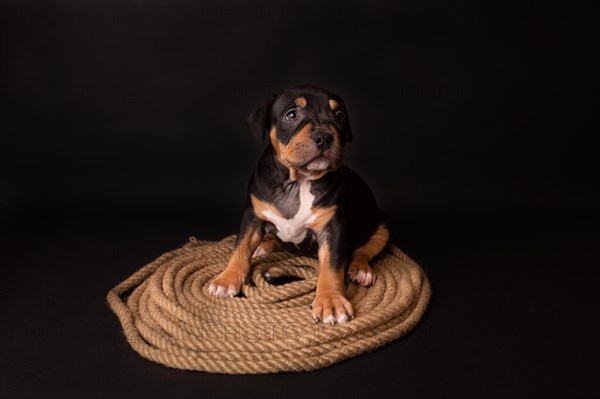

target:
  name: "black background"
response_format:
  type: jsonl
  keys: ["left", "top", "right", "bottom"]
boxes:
{"left": 1, "top": 1, "right": 597, "bottom": 398}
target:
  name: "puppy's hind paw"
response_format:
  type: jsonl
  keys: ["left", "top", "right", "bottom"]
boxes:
{"left": 348, "top": 262, "right": 376, "bottom": 287}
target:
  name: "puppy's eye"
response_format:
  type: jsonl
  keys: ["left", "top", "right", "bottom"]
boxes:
{"left": 285, "top": 109, "right": 298, "bottom": 121}
{"left": 334, "top": 110, "right": 345, "bottom": 124}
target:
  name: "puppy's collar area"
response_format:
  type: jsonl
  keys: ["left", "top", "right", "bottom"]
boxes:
{"left": 260, "top": 176, "right": 316, "bottom": 245}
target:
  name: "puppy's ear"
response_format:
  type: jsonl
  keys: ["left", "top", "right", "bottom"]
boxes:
{"left": 245, "top": 95, "right": 276, "bottom": 143}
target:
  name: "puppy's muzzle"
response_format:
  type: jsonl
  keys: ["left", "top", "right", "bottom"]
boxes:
{"left": 311, "top": 130, "right": 334, "bottom": 151}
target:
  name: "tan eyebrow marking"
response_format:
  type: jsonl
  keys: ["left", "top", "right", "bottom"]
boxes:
{"left": 294, "top": 97, "right": 307, "bottom": 108}
{"left": 329, "top": 99, "right": 339, "bottom": 110}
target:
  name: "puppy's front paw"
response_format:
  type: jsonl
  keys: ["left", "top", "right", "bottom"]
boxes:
{"left": 208, "top": 269, "right": 246, "bottom": 298}
{"left": 348, "top": 261, "right": 376, "bottom": 287}
{"left": 312, "top": 291, "right": 354, "bottom": 324}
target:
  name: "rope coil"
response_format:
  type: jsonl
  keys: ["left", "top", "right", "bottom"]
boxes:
{"left": 107, "top": 235, "right": 431, "bottom": 374}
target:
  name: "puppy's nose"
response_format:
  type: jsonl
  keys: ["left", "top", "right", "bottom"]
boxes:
{"left": 311, "top": 131, "right": 333, "bottom": 150}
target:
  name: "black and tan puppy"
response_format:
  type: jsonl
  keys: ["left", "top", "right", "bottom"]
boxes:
{"left": 209, "top": 85, "right": 389, "bottom": 324}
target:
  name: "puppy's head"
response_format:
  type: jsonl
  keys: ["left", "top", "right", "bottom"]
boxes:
{"left": 246, "top": 84, "right": 352, "bottom": 179}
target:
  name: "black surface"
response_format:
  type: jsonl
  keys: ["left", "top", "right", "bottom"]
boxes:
{"left": 1, "top": 1, "right": 596, "bottom": 398}
{"left": 1, "top": 210, "right": 598, "bottom": 398}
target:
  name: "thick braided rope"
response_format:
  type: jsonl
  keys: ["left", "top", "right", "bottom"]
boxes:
{"left": 106, "top": 236, "right": 431, "bottom": 374}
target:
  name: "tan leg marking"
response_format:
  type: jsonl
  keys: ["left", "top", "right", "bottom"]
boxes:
{"left": 209, "top": 227, "right": 262, "bottom": 298}
{"left": 312, "top": 243, "right": 354, "bottom": 324}
{"left": 348, "top": 224, "right": 390, "bottom": 287}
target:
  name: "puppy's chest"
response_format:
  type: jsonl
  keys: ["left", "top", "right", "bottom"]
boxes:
{"left": 258, "top": 179, "right": 317, "bottom": 244}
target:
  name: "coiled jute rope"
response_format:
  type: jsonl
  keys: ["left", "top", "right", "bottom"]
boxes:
{"left": 107, "top": 235, "right": 431, "bottom": 374}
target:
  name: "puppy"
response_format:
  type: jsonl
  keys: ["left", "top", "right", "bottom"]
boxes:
{"left": 209, "top": 84, "right": 389, "bottom": 324}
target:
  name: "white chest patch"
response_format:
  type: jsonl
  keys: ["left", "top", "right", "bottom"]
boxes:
{"left": 262, "top": 179, "right": 316, "bottom": 244}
